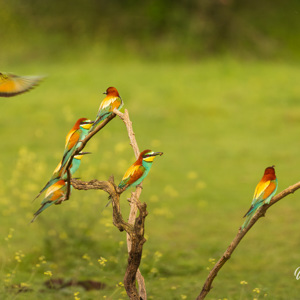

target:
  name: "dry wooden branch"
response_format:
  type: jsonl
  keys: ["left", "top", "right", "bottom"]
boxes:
{"left": 71, "top": 177, "right": 133, "bottom": 233}
{"left": 77, "top": 113, "right": 116, "bottom": 153}
{"left": 70, "top": 109, "right": 147, "bottom": 299}
{"left": 197, "top": 181, "right": 300, "bottom": 300}
{"left": 113, "top": 108, "right": 147, "bottom": 300}
{"left": 72, "top": 175, "right": 148, "bottom": 300}
{"left": 124, "top": 201, "right": 148, "bottom": 299}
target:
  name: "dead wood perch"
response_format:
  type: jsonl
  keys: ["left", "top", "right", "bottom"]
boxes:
{"left": 72, "top": 177, "right": 147, "bottom": 300}
{"left": 197, "top": 181, "right": 300, "bottom": 300}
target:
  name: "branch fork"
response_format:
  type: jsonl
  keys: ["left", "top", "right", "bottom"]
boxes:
{"left": 69, "top": 108, "right": 147, "bottom": 300}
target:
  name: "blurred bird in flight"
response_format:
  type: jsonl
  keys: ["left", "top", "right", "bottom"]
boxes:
{"left": 89, "top": 87, "right": 123, "bottom": 132}
{"left": 242, "top": 166, "right": 278, "bottom": 230}
{"left": 0, "top": 72, "right": 44, "bottom": 97}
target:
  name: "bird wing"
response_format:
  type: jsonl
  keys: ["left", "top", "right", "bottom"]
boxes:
{"left": 64, "top": 128, "right": 78, "bottom": 149}
{"left": 252, "top": 180, "right": 271, "bottom": 203}
{"left": 119, "top": 164, "right": 145, "bottom": 188}
{"left": 65, "top": 130, "right": 80, "bottom": 150}
{"left": 99, "top": 96, "right": 122, "bottom": 115}
{"left": 110, "top": 97, "right": 123, "bottom": 111}
{"left": 0, "top": 73, "right": 43, "bottom": 97}
{"left": 99, "top": 97, "right": 115, "bottom": 110}
{"left": 44, "top": 181, "right": 66, "bottom": 198}
{"left": 34, "top": 160, "right": 64, "bottom": 200}
{"left": 261, "top": 180, "right": 277, "bottom": 204}
{"left": 59, "top": 130, "right": 80, "bottom": 171}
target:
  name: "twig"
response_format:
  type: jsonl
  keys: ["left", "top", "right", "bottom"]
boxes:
{"left": 65, "top": 168, "right": 71, "bottom": 200}
{"left": 78, "top": 113, "right": 116, "bottom": 151}
{"left": 196, "top": 181, "right": 300, "bottom": 300}
{"left": 113, "top": 109, "right": 140, "bottom": 157}
{"left": 113, "top": 108, "right": 147, "bottom": 300}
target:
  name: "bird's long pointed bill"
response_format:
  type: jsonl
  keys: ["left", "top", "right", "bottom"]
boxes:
{"left": 79, "top": 151, "right": 92, "bottom": 155}
{"left": 150, "top": 152, "right": 163, "bottom": 157}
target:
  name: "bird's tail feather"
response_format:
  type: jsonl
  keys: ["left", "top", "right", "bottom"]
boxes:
{"left": 31, "top": 202, "right": 52, "bottom": 223}
{"left": 243, "top": 201, "right": 263, "bottom": 218}
{"left": 241, "top": 212, "right": 254, "bottom": 230}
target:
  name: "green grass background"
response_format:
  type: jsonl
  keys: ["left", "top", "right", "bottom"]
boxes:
{"left": 1, "top": 53, "right": 300, "bottom": 299}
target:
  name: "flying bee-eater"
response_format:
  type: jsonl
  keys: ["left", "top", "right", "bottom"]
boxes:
{"left": 242, "top": 166, "right": 278, "bottom": 230}
{"left": 0, "top": 72, "right": 44, "bottom": 97}
{"left": 34, "top": 152, "right": 91, "bottom": 200}
{"left": 118, "top": 149, "right": 163, "bottom": 191}
{"left": 59, "top": 118, "right": 93, "bottom": 175}
{"left": 89, "top": 87, "right": 123, "bottom": 132}
{"left": 31, "top": 179, "right": 67, "bottom": 222}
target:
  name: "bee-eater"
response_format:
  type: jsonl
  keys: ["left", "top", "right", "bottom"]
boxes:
{"left": 31, "top": 179, "right": 67, "bottom": 222}
{"left": 34, "top": 152, "right": 90, "bottom": 200}
{"left": 242, "top": 166, "right": 278, "bottom": 230}
{"left": 118, "top": 149, "right": 163, "bottom": 191}
{"left": 59, "top": 118, "right": 93, "bottom": 175}
{"left": 89, "top": 87, "right": 123, "bottom": 132}
{"left": 0, "top": 72, "right": 43, "bottom": 97}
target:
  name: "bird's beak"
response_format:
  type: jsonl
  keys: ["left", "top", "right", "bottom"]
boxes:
{"left": 103, "top": 91, "right": 107, "bottom": 95}
{"left": 79, "top": 151, "right": 92, "bottom": 155}
{"left": 150, "top": 152, "right": 163, "bottom": 157}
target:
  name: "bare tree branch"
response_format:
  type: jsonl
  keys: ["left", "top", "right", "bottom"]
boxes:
{"left": 71, "top": 175, "right": 147, "bottom": 300}
{"left": 113, "top": 109, "right": 140, "bottom": 157}
{"left": 77, "top": 113, "right": 116, "bottom": 153}
{"left": 71, "top": 177, "right": 133, "bottom": 232}
{"left": 113, "top": 108, "right": 147, "bottom": 300}
{"left": 197, "top": 181, "right": 300, "bottom": 300}
{"left": 70, "top": 108, "right": 148, "bottom": 299}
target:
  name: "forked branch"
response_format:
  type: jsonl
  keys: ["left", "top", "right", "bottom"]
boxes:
{"left": 113, "top": 108, "right": 147, "bottom": 300}
{"left": 71, "top": 175, "right": 148, "bottom": 300}
{"left": 71, "top": 109, "right": 148, "bottom": 300}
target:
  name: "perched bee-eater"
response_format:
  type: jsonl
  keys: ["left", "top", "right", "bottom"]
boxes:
{"left": 34, "top": 152, "right": 90, "bottom": 200}
{"left": 0, "top": 72, "right": 43, "bottom": 97}
{"left": 31, "top": 179, "right": 67, "bottom": 222}
{"left": 242, "top": 166, "right": 278, "bottom": 230}
{"left": 89, "top": 87, "right": 123, "bottom": 132}
{"left": 59, "top": 118, "right": 93, "bottom": 175}
{"left": 118, "top": 149, "right": 163, "bottom": 191}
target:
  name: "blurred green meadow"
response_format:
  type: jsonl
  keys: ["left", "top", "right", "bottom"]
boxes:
{"left": 1, "top": 55, "right": 300, "bottom": 299}
{"left": 1, "top": 1, "right": 300, "bottom": 299}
